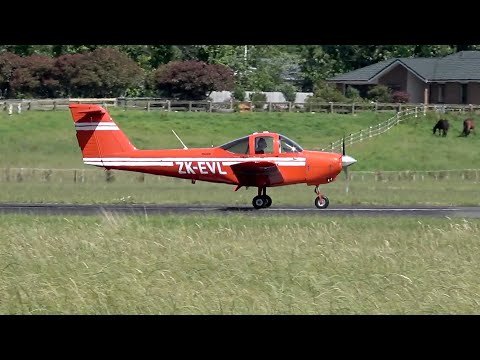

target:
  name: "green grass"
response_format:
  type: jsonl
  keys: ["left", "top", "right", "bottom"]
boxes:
{"left": 0, "top": 108, "right": 479, "bottom": 206}
{"left": 0, "top": 176, "right": 479, "bottom": 206}
{"left": 2, "top": 213, "right": 480, "bottom": 314}
{"left": 1, "top": 108, "right": 478, "bottom": 170}
{"left": 1, "top": 109, "right": 390, "bottom": 168}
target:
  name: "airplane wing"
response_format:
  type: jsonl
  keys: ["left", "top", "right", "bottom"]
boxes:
{"left": 230, "top": 161, "right": 284, "bottom": 187}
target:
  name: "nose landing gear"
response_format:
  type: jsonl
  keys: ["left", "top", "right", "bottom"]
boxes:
{"left": 314, "top": 185, "right": 329, "bottom": 209}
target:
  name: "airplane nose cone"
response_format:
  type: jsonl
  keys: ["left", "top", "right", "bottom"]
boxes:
{"left": 342, "top": 155, "right": 357, "bottom": 168}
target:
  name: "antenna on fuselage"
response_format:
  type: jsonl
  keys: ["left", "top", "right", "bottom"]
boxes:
{"left": 171, "top": 130, "right": 188, "bottom": 149}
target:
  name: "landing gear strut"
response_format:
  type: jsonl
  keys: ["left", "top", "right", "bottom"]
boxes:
{"left": 252, "top": 186, "right": 272, "bottom": 209}
{"left": 314, "top": 185, "right": 329, "bottom": 209}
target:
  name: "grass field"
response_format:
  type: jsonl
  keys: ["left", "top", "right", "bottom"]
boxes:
{"left": 0, "top": 108, "right": 478, "bottom": 171}
{"left": 0, "top": 177, "right": 479, "bottom": 206}
{"left": 2, "top": 108, "right": 479, "bottom": 315}
{"left": 2, "top": 213, "right": 479, "bottom": 314}
{"left": 0, "top": 108, "right": 479, "bottom": 206}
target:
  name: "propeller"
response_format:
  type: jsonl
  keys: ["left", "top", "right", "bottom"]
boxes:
{"left": 341, "top": 135, "right": 357, "bottom": 193}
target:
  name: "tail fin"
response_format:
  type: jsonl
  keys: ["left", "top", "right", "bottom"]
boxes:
{"left": 69, "top": 104, "right": 136, "bottom": 163}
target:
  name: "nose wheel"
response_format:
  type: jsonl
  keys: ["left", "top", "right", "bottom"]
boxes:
{"left": 252, "top": 187, "right": 272, "bottom": 209}
{"left": 314, "top": 185, "right": 329, "bottom": 209}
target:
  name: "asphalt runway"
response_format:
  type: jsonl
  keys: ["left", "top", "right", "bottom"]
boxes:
{"left": 1, "top": 203, "right": 480, "bottom": 218}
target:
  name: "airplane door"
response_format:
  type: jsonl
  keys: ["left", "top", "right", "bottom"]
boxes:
{"left": 251, "top": 134, "right": 277, "bottom": 156}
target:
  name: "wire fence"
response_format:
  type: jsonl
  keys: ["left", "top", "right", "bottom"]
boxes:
{"left": 321, "top": 108, "right": 419, "bottom": 152}
{"left": 1, "top": 167, "right": 479, "bottom": 183}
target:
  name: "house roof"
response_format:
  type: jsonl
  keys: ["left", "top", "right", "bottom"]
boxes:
{"left": 327, "top": 51, "right": 480, "bottom": 83}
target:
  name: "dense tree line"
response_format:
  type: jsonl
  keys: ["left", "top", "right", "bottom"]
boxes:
{"left": 0, "top": 45, "right": 478, "bottom": 100}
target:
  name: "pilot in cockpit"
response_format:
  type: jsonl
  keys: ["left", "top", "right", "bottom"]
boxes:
{"left": 255, "top": 137, "right": 267, "bottom": 154}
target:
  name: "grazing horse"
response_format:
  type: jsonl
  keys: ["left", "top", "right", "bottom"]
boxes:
{"left": 462, "top": 118, "right": 476, "bottom": 137}
{"left": 433, "top": 119, "right": 449, "bottom": 137}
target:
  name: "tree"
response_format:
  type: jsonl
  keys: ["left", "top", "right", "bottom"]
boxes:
{"left": 298, "top": 46, "right": 338, "bottom": 91}
{"left": 153, "top": 60, "right": 234, "bottom": 100}
{"left": 70, "top": 48, "right": 144, "bottom": 97}
{"left": 9, "top": 55, "right": 60, "bottom": 98}
{"left": 0, "top": 52, "right": 21, "bottom": 98}
{"left": 52, "top": 53, "right": 87, "bottom": 97}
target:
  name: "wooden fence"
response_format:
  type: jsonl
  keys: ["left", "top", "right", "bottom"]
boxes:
{"left": 3, "top": 98, "right": 480, "bottom": 114}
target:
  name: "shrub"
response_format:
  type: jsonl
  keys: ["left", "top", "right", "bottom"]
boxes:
{"left": 392, "top": 90, "right": 410, "bottom": 103}
{"left": 232, "top": 86, "right": 246, "bottom": 101}
{"left": 367, "top": 85, "right": 392, "bottom": 102}
{"left": 311, "top": 80, "right": 348, "bottom": 102}
{"left": 250, "top": 92, "right": 267, "bottom": 109}
{"left": 279, "top": 83, "right": 297, "bottom": 102}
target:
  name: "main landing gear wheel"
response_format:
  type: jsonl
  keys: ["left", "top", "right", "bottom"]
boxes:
{"left": 315, "top": 195, "right": 329, "bottom": 209}
{"left": 252, "top": 187, "right": 272, "bottom": 209}
{"left": 252, "top": 195, "right": 272, "bottom": 209}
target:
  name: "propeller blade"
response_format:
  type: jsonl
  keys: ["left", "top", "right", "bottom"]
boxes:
{"left": 342, "top": 136, "right": 346, "bottom": 156}
{"left": 344, "top": 166, "right": 349, "bottom": 193}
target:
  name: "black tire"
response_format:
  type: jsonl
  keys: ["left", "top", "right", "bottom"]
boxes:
{"left": 252, "top": 195, "right": 265, "bottom": 209}
{"left": 262, "top": 195, "right": 272, "bottom": 208}
{"left": 314, "top": 195, "right": 329, "bottom": 209}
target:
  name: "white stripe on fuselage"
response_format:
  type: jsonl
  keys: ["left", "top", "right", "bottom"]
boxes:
{"left": 83, "top": 157, "right": 305, "bottom": 162}
{"left": 85, "top": 161, "right": 175, "bottom": 166}
{"left": 83, "top": 157, "right": 306, "bottom": 168}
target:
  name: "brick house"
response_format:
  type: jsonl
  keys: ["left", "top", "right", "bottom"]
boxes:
{"left": 326, "top": 51, "right": 480, "bottom": 104}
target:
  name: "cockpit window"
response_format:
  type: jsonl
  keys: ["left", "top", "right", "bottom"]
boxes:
{"left": 279, "top": 134, "right": 303, "bottom": 153}
{"left": 219, "top": 135, "right": 250, "bottom": 154}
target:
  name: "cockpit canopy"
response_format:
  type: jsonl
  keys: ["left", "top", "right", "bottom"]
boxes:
{"left": 219, "top": 133, "right": 303, "bottom": 155}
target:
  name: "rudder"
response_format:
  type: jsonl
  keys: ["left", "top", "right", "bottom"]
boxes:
{"left": 69, "top": 104, "right": 136, "bottom": 164}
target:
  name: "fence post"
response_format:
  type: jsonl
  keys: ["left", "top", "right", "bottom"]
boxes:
{"left": 208, "top": 101, "right": 212, "bottom": 112}
{"left": 188, "top": 101, "right": 192, "bottom": 112}
{"left": 288, "top": 102, "right": 292, "bottom": 112}
{"left": 146, "top": 101, "right": 150, "bottom": 112}
{"left": 53, "top": 101, "right": 56, "bottom": 111}
{"left": 268, "top": 102, "right": 272, "bottom": 112}
{"left": 352, "top": 103, "right": 355, "bottom": 115}
{"left": 330, "top": 102, "right": 334, "bottom": 113}
{"left": 167, "top": 100, "right": 171, "bottom": 112}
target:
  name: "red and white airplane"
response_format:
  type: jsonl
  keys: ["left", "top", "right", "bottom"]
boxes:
{"left": 69, "top": 103, "right": 357, "bottom": 209}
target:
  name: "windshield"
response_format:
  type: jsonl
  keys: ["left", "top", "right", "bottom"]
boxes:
{"left": 279, "top": 134, "right": 303, "bottom": 153}
{"left": 219, "top": 135, "right": 250, "bottom": 154}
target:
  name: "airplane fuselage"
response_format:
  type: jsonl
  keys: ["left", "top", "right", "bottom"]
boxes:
{"left": 83, "top": 148, "right": 343, "bottom": 186}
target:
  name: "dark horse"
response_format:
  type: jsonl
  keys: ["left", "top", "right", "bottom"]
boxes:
{"left": 433, "top": 119, "right": 449, "bottom": 137}
{"left": 462, "top": 118, "right": 476, "bottom": 137}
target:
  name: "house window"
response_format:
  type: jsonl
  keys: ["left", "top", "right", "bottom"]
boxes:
{"left": 387, "top": 84, "right": 401, "bottom": 92}
{"left": 438, "top": 84, "right": 444, "bottom": 103}
{"left": 461, "top": 84, "right": 468, "bottom": 104}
